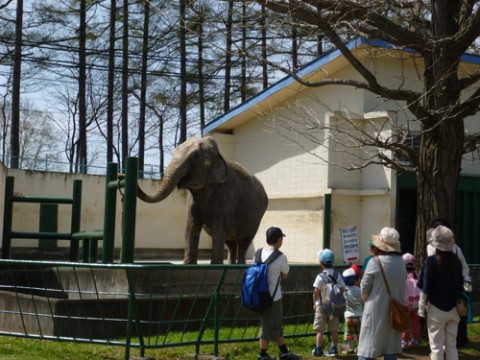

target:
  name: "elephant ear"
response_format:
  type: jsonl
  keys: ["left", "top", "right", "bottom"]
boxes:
{"left": 209, "top": 154, "right": 228, "bottom": 183}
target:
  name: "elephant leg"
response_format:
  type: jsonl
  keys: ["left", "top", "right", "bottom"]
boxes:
{"left": 210, "top": 230, "right": 227, "bottom": 264}
{"left": 184, "top": 215, "right": 203, "bottom": 264}
{"left": 237, "top": 237, "right": 253, "bottom": 264}
{"left": 226, "top": 242, "right": 237, "bottom": 264}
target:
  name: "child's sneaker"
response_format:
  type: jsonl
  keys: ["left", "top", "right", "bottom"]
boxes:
{"left": 401, "top": 340, "right": 408, "bottom": 349}
{"left": 311, "top": 346, "right": 323, "bottom": 356}
{"left": 324, "top": 345, "right": 338, "bottom": 357}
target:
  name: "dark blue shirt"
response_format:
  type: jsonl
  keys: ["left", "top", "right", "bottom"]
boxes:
{"left": 417, "top": 254, "right": 463, "bottom": 312}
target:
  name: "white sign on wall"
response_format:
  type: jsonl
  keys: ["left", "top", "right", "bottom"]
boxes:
{"left": 340, "top": 226, "right": 359, "bottom": 263}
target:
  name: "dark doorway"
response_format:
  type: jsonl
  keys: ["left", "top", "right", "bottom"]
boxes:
{"left": 396, "top": 188, "right": 416, "bottom": 254}
{"left": 397, "top": 173, "right": 480, "bottom": 264}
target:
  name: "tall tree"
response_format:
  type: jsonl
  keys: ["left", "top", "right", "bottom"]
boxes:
{"left": 137, "top": 0, "right": 150, "bottom": 177}
{"left": 260, "top": 5, "right": 268, "bottom": 89}
{"left": 106, "top": 0, "right": 117, "bottom": 163}
{"left": 10, "top": 0, "right": 22, "bottom": 168}
{"left": 240, "top": 0, "right": 247, "bottom": 102}
{"left": 179, "top": 0, "right": 187, "bottom": 143}
{"left": 77, "top": 0, "right": 87, "bottom": 173}
{"left": 253, "top": 0, "right": 480, "bottom": 263}
{"left": 224, "top": 0, "right": 234, "bottom": 112}
{"left": 196, "top": 0, "right": 206, "bottom": 127}
{"left": 121, "top": 0, "right": 129, "bottom": 167}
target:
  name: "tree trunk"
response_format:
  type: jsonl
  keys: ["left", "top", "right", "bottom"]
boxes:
{"left": 78, "top": 0, "right": 87, "bottom": 174}
{"left": 197, "top": 2, "right": 205, "bottom": 128}
{"left": 224, "top": 0, "right": 233, "bottom": 112}
{"left": 240, "top": 0, "right": 247, "bottom": 102}
{"left": 415, "top": 117, "right": 463, "bottom": 266}
{"left": 291, "top": 23, "right": 298, "bottom": 69}
{"left": 179, "top": 0, "right": 187, "bottom": 144}
{"left": 10, "top": 0, "right": 23, "bottom": 169}
{"left": 261, "top": 5, "right": 268, "bottom": 89}
{"left": 106, "top": 0, "right": 116, "bottom": 163}
{"left": 138, "top": 0, "right": 150, "bottom": 178}
{"left": 414, "top": 0, "right": 463, "bottom": 268}
{"left": 121, "top": 0, "right": 129, "bottom": 167}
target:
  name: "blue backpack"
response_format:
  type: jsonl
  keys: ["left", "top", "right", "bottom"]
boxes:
{"left": 241, "top": 248, "right": 282, "bottom": 312}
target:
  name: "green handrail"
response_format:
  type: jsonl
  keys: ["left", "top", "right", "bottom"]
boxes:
{"left": 1, "top": 176, "right": 82, "bottom": 260}
{"left": 70, "top": 180, "right": 82, "bottom": 261}
{"left": 102, "top": 162, "right": 118, "bottom": 263}
{"left": 121, "top": 157, "right": 138, "bottom": 264}
{"left": 1, "top": 176, "right": 14, "bottom": 259}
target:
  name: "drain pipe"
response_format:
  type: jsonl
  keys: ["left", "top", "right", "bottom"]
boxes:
{"left": 323, "top": 193, "right": 332, "bottom": 249}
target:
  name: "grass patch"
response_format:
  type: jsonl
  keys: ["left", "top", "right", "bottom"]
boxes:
{"left": 0, "top": 322, "right": 479, "bottom": 359}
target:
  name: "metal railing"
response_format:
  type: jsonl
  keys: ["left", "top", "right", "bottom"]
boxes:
{"left": 1, "top": 154, "right": 163, "bottom": 180}
{"left": 0, "top": 260, "right": 327, "bottom": 359}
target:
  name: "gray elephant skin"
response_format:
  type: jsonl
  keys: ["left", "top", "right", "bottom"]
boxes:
{"left": 137, "top": 136, "right": 268, "bottom": 264}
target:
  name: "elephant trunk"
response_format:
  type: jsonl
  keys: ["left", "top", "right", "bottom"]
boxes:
{"left": 137, "top": 162, "right": 186, "bottom": 203}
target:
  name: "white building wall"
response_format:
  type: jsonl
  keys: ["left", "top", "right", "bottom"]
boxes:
{"left": 212, "top": 107, "right": 329, "bottom": 263}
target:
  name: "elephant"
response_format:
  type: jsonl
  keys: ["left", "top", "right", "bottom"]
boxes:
{"left": 137, "top": 136, "right": 268, "bottom": 264}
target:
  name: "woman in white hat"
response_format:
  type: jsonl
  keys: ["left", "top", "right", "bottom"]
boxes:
{"left": 357, "top": 227, "right": 406, "bottom": 360}
{"left": 426, "top": 218, "right": 472, "bottom": 348}
{"left": 418, "top": 225, "right": 463, "bottom": 360}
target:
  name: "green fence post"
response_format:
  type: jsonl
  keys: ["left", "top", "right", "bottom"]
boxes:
{"left": 121, "top": 157, "right": 137, "bottom": 264}
{"left": 1, "top": 176, "right": 14, "bottom": 259}
{"left": 102, "top": 163, "right": 118, "bottom": 263}
{"left": 39, "top": 204, "right": 58, "bottom": 249}
{"left": 125, "top": 267, "right": 145, "bottom": 360}
{"left": 196, "top": 267, "right": 227, "bottom": 357}
{"left": 214, "top": 277, "right": 221, "bottom": 357}
{"left": 70, "top": 179, "right": 82, "bottom": 262}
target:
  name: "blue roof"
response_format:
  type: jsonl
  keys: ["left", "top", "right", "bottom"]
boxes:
{"left": 203, "top": 37, "right": 480, "bottom": 133}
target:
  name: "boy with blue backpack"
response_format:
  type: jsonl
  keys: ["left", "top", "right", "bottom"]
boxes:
{"left": 312, "top": 249, "right": 346, "bottom": 357}
{"left": 253, "top": 226, "right": 302, "bottom": 360}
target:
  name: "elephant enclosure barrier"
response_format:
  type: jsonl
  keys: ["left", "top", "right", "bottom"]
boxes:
{"left": 0, "top": 260, "right": 332, "bottom": 359}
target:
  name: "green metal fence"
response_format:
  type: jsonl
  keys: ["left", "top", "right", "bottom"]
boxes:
{"left": 0, "top": 259, "right": 331, "bottom": 359}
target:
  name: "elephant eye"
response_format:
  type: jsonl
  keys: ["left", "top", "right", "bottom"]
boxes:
{"left": 190, "top": 151, "right": 201, "bottom": 164}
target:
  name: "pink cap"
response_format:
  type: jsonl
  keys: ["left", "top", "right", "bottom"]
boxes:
{"left": 402, "top": 252, "right": 415, "bottom": 267}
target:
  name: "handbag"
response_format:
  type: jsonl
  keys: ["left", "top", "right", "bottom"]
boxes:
{"left": 457, "top": 297, "right": 468, "bottom": 317}
{"left": 377, "top": 256, "right": 411, "bottom": 332}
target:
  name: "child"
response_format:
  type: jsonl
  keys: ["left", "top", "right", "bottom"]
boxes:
{"left": 402, "top": 252, "right": 421, "bottom": 348}
{"left": 312, "top": 249, "right": 346, "bottom": 357}
{"left": 342, "top": 266, "right": 363, "bottom": 354}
